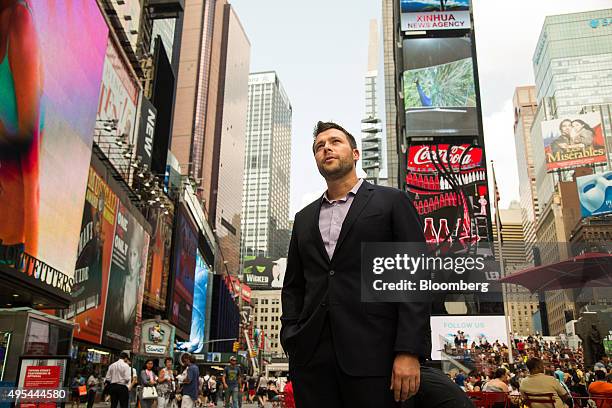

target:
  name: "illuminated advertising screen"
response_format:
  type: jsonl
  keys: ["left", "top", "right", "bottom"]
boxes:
{"left": 102, "top": 203, "right": 150, "bottom": 350}
{"left": 406, "top": 144, "right": 492, "bottom": 251}
{"left": 0, "top": 1, "right": 108, "bottom": 277}
{"left": 402, "top": 38, "right": 478, "bottom": 136}
{"left": 72, "top": 166, "right": 119, "bottom": 344}
{"left": 144, "top": 206, "right": 174, "bottom": 310}
{"left": 401, "top": 0, "right": 469, "bottom": 12}
{"left": 176, "top": 250, "right": 210, "bottom": 353}
{"left": 430, "top": 315, "right": 508, "bottom": 360}
{"left": 400, "top": 0, "right": 471, "bottom": 31}
{"left": 170, "top": 207, "right": 197, "bottom": 334}
{"left": 242, "top": 256, "right": 286, "bottom": 290}
{"left": 577, "top": 171, "right": 612, "bottom": 217}
{"left": 541, "top": 112, "right": 607, "bottom": 171}
{"left": 97, "top": 40, "right": 139, "bottom": 172}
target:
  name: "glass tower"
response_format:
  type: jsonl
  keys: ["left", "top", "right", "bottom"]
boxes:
{"left": 241, "top": 72, "right": 292, "bottom": 260}
{"left": 533, "top": 9, "right": 612, "bottom": 159}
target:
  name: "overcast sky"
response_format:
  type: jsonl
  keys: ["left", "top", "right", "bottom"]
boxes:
{"left": 230, "top": 0, "right": 611, "bottom": 218}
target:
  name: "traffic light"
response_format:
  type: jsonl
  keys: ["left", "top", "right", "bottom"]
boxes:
{"left": 232, "top": 341, "right": 240, "bottom": 352}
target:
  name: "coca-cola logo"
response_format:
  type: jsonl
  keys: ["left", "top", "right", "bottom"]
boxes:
{"left": 409, "top": 144, "right": 482, "bottom": 171}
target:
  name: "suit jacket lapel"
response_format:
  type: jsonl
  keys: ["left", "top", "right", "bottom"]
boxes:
{"left": 331, "top": 181, "right": 374, "bottom": 260}
{"left": 312, "top": 198, "right": 331, "bottom": 264}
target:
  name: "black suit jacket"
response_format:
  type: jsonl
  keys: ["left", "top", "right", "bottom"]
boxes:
{"left": 280, "top": 180, "right": 431, "bottom": 377}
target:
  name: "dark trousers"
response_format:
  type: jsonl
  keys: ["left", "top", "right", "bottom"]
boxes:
{"left": 86, "top": 389, "right": 96, "bottom": 408}
{"left": 292, "top": 316, "right": 406, "bottom": 408}
{"left": 109, "top": 384, "right": 129, "bottom": 408}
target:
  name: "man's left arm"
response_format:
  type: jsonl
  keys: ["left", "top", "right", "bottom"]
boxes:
{"left": 390, "top": 190, "right": 431, "bottom": 401}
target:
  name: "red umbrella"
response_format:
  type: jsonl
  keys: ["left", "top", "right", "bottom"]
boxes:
{"left": 499, "top": 253, "right": 612, "bottom": 293}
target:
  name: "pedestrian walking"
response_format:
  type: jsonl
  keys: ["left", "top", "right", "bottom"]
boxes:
{"left": 105, "top": 352, "right": 132, "bottom": 408}
{"left": 157, "top": 358, "right": 176, "bottom": 408}
{"left": 207, "top": 376, "right": 218, "bottom": 407}
{"left": 222, "top": 356, "right": 242, "bottom": 408}
{"left": 281, "top": 121, "right": 430, "bottom": 407}
{"left": 70, "top": 372, "right": 86, "bottom": 408}
{"left": 238, "top": 375, "right": 247, "bottom": 408}
{"left": 180, "top": 353, "right": 200, "bottom": 408}
{"left": 247, "top": 376, "right": 256, "bottom": 403}
{"left": 127, "top": 359, "right": 138, "bottom": 408}
{"left": 139, "top": 359, "right": 158, "bottom": 408}
{"left": 86, "top": 371, "right": 101, "bottom": 408}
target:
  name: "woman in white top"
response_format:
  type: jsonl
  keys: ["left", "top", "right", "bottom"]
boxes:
{"left": 157, "top": 358, "right": 175, "bottom": 408}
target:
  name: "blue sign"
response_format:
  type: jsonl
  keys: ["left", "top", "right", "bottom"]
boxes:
{"left": 590, "top": 18, "right": 612, "bottom": 29}
{"left": 176, "top": 250, "right": 210, "bottom": 353}
{"left": 577, "top": 171, "right": 612, "bottom": 217}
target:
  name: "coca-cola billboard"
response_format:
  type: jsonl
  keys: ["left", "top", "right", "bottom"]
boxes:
{"left": 408, "top": 144, "right": 483, "bottom": 173}
{"left": 406, "top": 144, "right": 492, "bottom": 253}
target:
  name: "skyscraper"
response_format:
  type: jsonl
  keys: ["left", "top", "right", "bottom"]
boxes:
{"left": 533, "top": 9, "right": 612, "bottom": 158}
{"left": 525, "top": 9, "right": 612, "bottom": 334}
{"left": 171, "top": 1, "right": 250, "bottom": 274}
{"left": 382, "top": 0, "right": 401, "bottom": 188}
{"left": 513, "top": 86, "right": 539, "bottom": 257}
{"left": 493, "top": 202, "right": 540, "bottom": 336}
{"left": 361, "top": 19, "right": 384, "bottom": 185}
{"left": 241, "top": 72, "right": 292, "bottom": 260}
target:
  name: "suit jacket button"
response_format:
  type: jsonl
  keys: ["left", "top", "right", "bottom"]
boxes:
{"left": 321, "top": 302, "right": 327, "bottom": 308}
{"left": 329, "top": 270, "right": 335, "bottom": 276}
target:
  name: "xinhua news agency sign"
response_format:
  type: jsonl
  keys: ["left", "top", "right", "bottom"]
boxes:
{"left": 590, "top": 17, "right": 612, "bottom": 29}
{"left": 402, "top": 11, "right": 471, "bottom": 31}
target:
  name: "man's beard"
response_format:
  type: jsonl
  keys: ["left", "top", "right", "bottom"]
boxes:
{"left": 317, "top": 157, "right": 354, "bottom": 181}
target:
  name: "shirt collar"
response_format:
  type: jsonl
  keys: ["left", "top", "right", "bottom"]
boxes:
{"left": 322, "top": 178, "right": 363, "bottom": 204}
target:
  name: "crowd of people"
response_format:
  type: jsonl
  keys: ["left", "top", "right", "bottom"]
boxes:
{"left": 447, "top": 333, "right": 612, "bottom": 407}
{"left": 70, "top": 353, "right": 295, "bottom": 408}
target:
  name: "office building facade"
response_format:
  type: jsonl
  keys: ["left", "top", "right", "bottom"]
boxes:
{"left": 241, "top": 72, "right": 292, "bottom": 259}
{"left": 533, "top": 9, "right": 612, "bottom": 159}
{"left": 493, "top": 203, "right": 540, "bottom": 336}
{"left": 171, "top": 1, "right": 250, "bottom": 274}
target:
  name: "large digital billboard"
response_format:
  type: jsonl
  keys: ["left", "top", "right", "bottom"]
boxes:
{"left": 401, "top": 0, "right": 470, "bottom": 12}
{"left": 402, "top": 38, "right": 478, "bottom": 136}
{"left": 71, "top": 166, "right": 119, "bottom": 344}
{"left": 541, "top": 112, "right": 607, "bottom": 171}
{"left": 577, "top": 171, "right": 612, "bottom": 218}
{"left": 400, "top": 0, "right": 471, "bottom": 31}
{"left": 406, "top": 144, "right": 491, "bottom": 252}
{"left": 176, "top": 250, "right": 211, "bottom": 353}
{"left": 242, "top": 256, "right": 286, "bottom": 290}
{"left": 430, "top": 315, "right": 508, "bottom": 360}
{"left": 0, "top": 1, "right": 108, "bottom": 277}
{"left": 102, "top": 203, "right": 150, "bottom": 350}
{"left": 97, "top": 40, "right": 139, "bottom": 171}
{"left": 170, "top": 207, "right": 198, "bottom": 334}
{"left": 144, "top": 206, "right": 174, "bottom": 311}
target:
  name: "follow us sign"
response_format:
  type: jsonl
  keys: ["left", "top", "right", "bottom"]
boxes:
{"left": 590, "top": 17, "right": 612, "bottom": 29}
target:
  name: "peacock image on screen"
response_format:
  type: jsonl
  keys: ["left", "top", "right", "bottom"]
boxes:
{"left": 403, "top": 58, "right": 476, "bottom": 109}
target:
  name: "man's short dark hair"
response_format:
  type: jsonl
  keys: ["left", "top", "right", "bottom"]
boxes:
{"left": 120, "top": 352, "right": 129, "bottom": 360}
{"left": 165, "top": 357, "right": 173, "bottom": 364}
{"left": 312, "top": 121, "right": 357, "bottom": 153}
{"left": 526, "top": 358, "right": 543, "bottom": 373}
{"left": 181, "top": 353, "right": 192, "bottom": 364}
{"left": 493, "top": 368, "right": 506, "bottom": 379}
{"left": 596, "top": 370, "right": 606, "bottom": 381}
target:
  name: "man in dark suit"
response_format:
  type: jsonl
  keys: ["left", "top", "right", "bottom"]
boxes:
{"left": 281, "top": 121, "right": 431, "bottom": 407}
